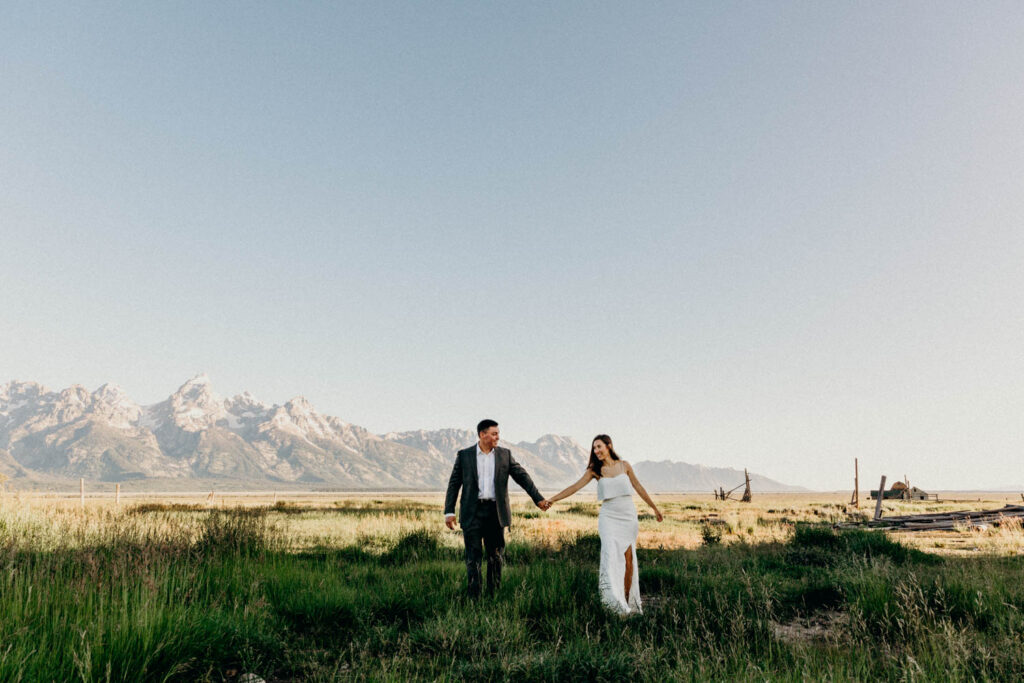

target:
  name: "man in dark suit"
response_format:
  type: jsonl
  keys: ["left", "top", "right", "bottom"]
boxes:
{"left": 444, "top": 419, "right": 548, "bottom": 598}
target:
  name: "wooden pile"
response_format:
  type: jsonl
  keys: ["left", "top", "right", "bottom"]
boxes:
{"left": 863, "top": 505, "right": 1024, "bottom": 531}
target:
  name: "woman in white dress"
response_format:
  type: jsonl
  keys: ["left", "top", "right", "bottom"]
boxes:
{"left": 543, "top": 435, "right": 663, "bottom": 615}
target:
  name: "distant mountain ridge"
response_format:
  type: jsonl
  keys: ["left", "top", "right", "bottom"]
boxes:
{"left": 632, "top": 460, "right": 802, "bottom": 493}
{"left": 0, "top": 376, "right": 801, "bottom": 491}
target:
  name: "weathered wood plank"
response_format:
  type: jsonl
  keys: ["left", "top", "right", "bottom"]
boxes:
{"left": 841, "top": 504, "right": 1024, "bottom": 531}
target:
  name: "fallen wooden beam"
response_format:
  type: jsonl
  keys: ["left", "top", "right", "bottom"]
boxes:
{"left": 840, "top": 505, "right": 1024, "bottom": 531}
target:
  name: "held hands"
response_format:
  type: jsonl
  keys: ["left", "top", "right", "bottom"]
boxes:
{"left": 537, "top": 499, "right": 553, "bottom": 511}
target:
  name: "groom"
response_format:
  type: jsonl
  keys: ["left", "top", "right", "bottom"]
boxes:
{"left": 444, "top": 419, "right": 548, "bottom": 598}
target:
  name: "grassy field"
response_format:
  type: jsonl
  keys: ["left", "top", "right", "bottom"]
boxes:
{"left": 0, "top": 490, "right": 1022, "bottom": 681}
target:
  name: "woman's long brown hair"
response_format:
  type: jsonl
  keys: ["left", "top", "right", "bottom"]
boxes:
{"left": 587, "top": 434, "right": 621, "bottom": 479}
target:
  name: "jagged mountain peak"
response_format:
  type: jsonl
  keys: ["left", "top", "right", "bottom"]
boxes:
{"left": 92, "top": 383, "right": 132, "bottom": 403}
{"left": 171, "top": 376, "right": 219, "bottom": 403}
{"left": 267, "top": 396, "right": 350, "bottom": 443}
{"left": 59, "top": 384, "right": 90, "bottom": 403}
{"left": 159, "top": 375, "right": 226, "bottom": 433}
{"left": 1, "top": 379, "right": 48, "bottom": 399}
{"left": 227, "top": 391, "right": 269, "bottom": 413}
{"left": 173, "top": 374, "right": 217, "bottom": 400}
{"left": 89, "top": 384, "right": 142, "bottom": 428}
{"left": 285, "top": 396, "right": 315, "bottom": 413}
{"left": 1, "top": 380, "right": 48, "bottom": 410}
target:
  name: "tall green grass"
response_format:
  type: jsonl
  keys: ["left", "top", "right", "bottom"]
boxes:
{"left": 0, "top": 508, "right": 1021, "bottom": 681}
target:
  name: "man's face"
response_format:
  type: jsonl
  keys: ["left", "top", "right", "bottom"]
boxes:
{"left": 479, "top": 426, "right": 500, "bottom": 450}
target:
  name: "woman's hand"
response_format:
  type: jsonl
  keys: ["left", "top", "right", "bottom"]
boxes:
{"left": 655, "top": 510, "right": 663, "bottom": 522}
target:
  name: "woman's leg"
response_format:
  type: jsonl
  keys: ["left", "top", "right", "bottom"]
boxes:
{"left": 623, "top": 545, "right": 633, "bottom": 603}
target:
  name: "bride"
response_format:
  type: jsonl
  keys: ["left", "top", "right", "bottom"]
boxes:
{"left": 542, "top": 434, "right": 663, "bottom": 615}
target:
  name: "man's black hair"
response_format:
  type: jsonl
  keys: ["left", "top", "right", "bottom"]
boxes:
{"left": 477, "top": 419, "right": 498, "bottom": 435}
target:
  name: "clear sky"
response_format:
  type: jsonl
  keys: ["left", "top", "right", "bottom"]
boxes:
{"left": 2, "top": 2, "right": 1023, "bottom": 490}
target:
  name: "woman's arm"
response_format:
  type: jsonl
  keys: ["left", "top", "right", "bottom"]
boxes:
{"left": 545, "top": 470, "right": 595, "bottom": 505}
{"left": 625, "top": 461, "right": 663, "bottom": 521}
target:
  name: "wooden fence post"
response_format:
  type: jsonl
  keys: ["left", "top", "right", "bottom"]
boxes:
{"left": 873, "top": 475, "right": 887, "bottom": 521}
{"left": 850, "top": 458, "right": 859, "bottom": 507}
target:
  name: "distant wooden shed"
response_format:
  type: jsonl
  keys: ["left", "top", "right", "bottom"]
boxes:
{"left": 869, "top": 483, "right": 934, "bottom": 501}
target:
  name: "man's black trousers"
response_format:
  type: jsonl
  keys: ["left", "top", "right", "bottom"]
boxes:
{"left": 462, "top": 500, "right": 505, "bottom": 598}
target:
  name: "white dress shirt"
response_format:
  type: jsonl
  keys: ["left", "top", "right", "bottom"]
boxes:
{"left": 444, "top": 444, "right": 497, "bottom": 518}
{"left": 476, "top": 443, "right": 496, "bottom": 500}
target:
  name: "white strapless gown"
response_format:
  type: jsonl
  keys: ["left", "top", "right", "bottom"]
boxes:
{"left": 597, "top": 474, "right": 641, "bottom": 615}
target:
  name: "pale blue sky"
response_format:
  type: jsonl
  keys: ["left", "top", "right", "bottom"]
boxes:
{"left": 2, "top": 3, "right": 1023, "bottom": 490}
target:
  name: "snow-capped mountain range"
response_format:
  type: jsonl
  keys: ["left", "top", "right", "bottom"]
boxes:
{"left": 0, "top": 376, "right": 799, "bottom": 491}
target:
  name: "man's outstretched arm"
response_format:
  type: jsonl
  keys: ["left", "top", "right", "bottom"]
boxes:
{"left": 508, "top": 454, "right": 544, "bottom": 507}
{"left": 444, "top": 454, "right": 462, "bottom": 529}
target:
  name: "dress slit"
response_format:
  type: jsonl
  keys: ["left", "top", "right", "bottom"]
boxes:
{"left": 597, "top": 475, "right": 642, "bottom": 615}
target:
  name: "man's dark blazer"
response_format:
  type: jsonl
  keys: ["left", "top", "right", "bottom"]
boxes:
{"left": 444, "top": 445, "right": 544, "bottom": 528}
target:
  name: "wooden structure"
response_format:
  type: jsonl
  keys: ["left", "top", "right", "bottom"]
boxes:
{"left": 869, "top": 483, "right": 936, "bottom": 501}
{"left": 873, "top": 475, "right": 886, "bottom": 520}
{"left": 849, "top": 458, "right": 859, "bottom": 508}
{"left": 713, "top": 471, "right": 753, "bottom": 503}
{"left": 844, "top": 505, "right": 1024, "bottom": 531}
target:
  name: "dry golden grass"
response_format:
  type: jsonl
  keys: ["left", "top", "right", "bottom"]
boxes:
{"left": 895, "top": 513, "right": 1024, "bottom": 556}
{"left": 4, "top": 488, "right": 1021, "bottom": 556}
